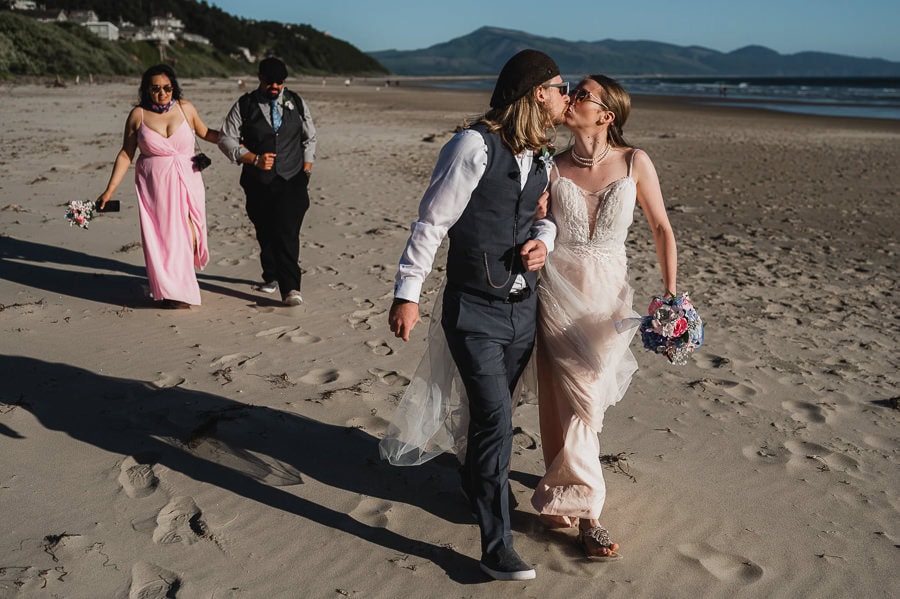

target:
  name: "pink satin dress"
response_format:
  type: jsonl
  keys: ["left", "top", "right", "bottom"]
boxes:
{"left": 134, "top": 107, "right": 209, "bottom": 305}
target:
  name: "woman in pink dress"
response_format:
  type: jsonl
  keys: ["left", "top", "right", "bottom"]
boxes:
{"left": 531, "top": 75, "right": 678, "bottom": 560}
{"left": 98, "top": 65, "right": 219, "bottom": 308}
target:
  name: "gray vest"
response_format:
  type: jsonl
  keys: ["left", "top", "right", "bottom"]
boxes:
{"left": 446, "top": 123, "right": 547, "bottom": 298}
{"left": 238, "top": 90, "right": 306, "bottom": 185}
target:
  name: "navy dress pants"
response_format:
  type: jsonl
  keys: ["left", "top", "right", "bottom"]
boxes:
{"left": 242, "top": 171, "right": 310, "bottom": 298}
{"left": 441, "top": 285, "right": 536, "bottom": 556}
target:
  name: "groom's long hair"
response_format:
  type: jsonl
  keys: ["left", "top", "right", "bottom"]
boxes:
{"left": 469, "top": 86, "right": 554, "bottom": 154}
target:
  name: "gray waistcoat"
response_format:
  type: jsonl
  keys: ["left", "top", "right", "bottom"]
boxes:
{"left": 239, "top": 90, "right": 306, "bottom": 185}
{"left": 446, "top": 123, "right": 547, "bottom": 298}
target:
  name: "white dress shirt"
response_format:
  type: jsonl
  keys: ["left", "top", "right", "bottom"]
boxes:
{"left": 394, "top": 129, "right": 557, "bottom": 303}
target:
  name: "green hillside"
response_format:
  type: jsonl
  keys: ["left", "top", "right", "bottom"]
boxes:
{"left": 0, "top": 2, "right": 387, "bottom": 78}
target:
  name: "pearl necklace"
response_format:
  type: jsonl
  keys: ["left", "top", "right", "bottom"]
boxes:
{"left": 571, "top": 143, "right": 611, "bottom": 167}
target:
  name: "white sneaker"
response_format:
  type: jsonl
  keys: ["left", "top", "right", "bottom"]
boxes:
{"left": 257, "top": 281, "right": 278, "bottom": 294}
{"left": 283, "top": 290, "right": 303, "bottom": 306}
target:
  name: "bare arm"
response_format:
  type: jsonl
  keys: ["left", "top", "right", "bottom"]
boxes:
{"left": 97, "top": 108, "right": 140, "bottom": 208}
{"left": 633, "top": 150, "right": 677, "bottom": 295}
{"left": 182, "top": 100, "right": 219, "bottom": 143}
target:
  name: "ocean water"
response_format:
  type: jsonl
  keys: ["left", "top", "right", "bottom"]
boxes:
{"left": 424, "top": 76, "right": 900, "bottom": 121}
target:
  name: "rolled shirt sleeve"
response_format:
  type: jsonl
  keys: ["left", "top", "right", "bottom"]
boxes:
{"left": 299, "top": 97, "right": 317, "bottom": 164}
{"left": 217, "top": 100, "right": 248, "bottom": 163}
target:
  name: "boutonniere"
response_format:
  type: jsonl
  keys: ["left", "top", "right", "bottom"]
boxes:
{"left": 284, "top": 99, "right": 295, "bottom": 111}
{"left": 536, "top": 144, "right": 556, "bottom": 169}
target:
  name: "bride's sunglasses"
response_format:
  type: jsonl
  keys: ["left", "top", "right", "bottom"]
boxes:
{"left": 570, "top": 88, "right": 609, "bottom": 109}
{"left": 149, "top": 85, "right": 174, "bottom": 94}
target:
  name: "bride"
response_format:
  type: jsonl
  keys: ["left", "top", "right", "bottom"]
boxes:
{"left": 530, "top": 74, "right": 678, "bottom": 560}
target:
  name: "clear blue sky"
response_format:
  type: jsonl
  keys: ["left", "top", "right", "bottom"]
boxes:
{"left": 206, "top": 0, "right": 900, "bottom": 62}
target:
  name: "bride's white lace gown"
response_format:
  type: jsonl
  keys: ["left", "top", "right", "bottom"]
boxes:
{"left": 531, "top": 150, "right": 640, "bottom": 520}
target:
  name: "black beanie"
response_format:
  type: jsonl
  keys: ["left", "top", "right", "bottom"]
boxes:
{"left": 489, "top": 49, "right": 560, "bottom": 109}
{"left": 259, "top": 57, "right": 288, "bottom": 82}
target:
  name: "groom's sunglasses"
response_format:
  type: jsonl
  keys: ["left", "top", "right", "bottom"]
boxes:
{"left": 543, "top": 81, "right": 570, "bottom": 96}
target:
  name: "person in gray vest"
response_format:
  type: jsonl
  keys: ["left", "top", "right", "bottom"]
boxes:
{"left": 388, "top": 49, "right": 570, "bottom": 581}
{"left": 218, "top": 57, "right": 317, "bottom": 306}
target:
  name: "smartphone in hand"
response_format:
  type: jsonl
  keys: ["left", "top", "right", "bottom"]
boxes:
{"left": 96, "top": 200, "right": 120, "bottom": 212}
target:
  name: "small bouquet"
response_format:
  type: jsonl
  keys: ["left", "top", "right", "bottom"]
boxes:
{"left": 640, "top": 293, "right": 704, "bottom": 365}
{"left": 65, "top": 199, "right": 96, "bottom": 229}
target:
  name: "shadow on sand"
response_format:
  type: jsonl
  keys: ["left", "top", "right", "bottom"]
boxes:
{"left": 1, "top": 354, "right": 488, "bottom": 583}
{"left": 0, "top": 236, "right": 264, "bottom": 306}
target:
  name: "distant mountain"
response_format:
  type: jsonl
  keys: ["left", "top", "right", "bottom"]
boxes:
{"left": 369, "top": 27, "right": 900, "bottom": 77}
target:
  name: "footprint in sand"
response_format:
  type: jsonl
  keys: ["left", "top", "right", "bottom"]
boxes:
{"left": 366, "top": 339, "right": 394, "bottom": 356}
{"left": 129, "top": 561, "right": 180, "bottom": 599}
{"left": 329, "top": 282, "right": 354, "bottom": 292}
{"left": 152, "top": 496, "right": 205, "bottom": 546}
{"left": 314, "top": 265, "right": 339, "bottom": 276}
{"left": 119, "top": 454, "right": 160, "bottom": 498}
{"left": 354, "top": 297, "right": 374, "bottom": 309}
{"left": 215, "top": 257, "right": 246, "bottom": 267}
{"left": 741, "top": 442, "right": 792, "bottom": 465}
{"left": 512, "top": 427, "right": 538, "bottom": 451}
{"left": 348, "top": 309, "right": 376, "bottom": 331}
{"left": 368, "top": 368, "right": 410, "bottom": 387}
{"left": 784, "top": 440, "right": 859, "bottom": 473}
{"left": 211, "top": 353, "right": 260, "bottom": 368}
{"left": 689, "top": 378, "right": 758, "bottom": 401}
{"left": 150, "top": 373, "right": 185, "bottom": 389}
{"left": 677, "top": 543, "right": 763, "bottom": 584}
{"left": 782, "top": 399, "right": 835, "bottom": 425}
{"left": 349, "top": 497, "right": 394, "bottom": 528}
{"left": 300, "top": 368, "right": 341, "bottom": 385}
{"left": 692, "top": 353, "right": 732, "bottom": 369}
{"left": 255, "top": 326, "right": 322, "bottom": 344}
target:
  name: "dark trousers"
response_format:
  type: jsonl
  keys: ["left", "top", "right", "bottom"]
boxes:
{"left": 441, "top": 285, "right": 537, "bottom": 556}
{"left": 242, "top": 172, "right": 310, "bottom": 298}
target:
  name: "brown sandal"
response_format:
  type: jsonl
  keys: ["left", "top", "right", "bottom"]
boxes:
{"left": 579, "top": 525, "right": 622, "bottom": 561}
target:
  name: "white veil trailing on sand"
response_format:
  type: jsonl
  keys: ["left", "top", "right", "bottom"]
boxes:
{"left": 378, "top": 281, "right": 470, "bottom": 466}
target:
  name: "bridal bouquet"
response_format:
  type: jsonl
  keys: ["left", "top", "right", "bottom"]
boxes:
{"left": 65, "top": 199, "right": 95, "bottom": 229}
{"left": 640, "top": 293, "right": 704, "bottom": 365}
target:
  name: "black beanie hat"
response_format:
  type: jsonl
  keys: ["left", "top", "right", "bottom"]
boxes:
{"left": 489, "top": 49, "right": 560, "bottom": 109}
{"left": 259, "top": 57, "right": 288, "bottom": 82}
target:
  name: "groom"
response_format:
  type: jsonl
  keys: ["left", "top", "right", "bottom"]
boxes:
{"left": 388, "top": 49, "right": 569, "bottom": 580}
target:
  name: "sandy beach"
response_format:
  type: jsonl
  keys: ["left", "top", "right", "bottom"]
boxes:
{"left": 0, "top": 77, "right": 898, "bottom": 598}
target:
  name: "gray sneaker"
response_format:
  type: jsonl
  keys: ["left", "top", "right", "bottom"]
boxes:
{"left": 480, "top": 547, "right": 535, "bottom": 581}
{"left": 283, "top": 290, "right": 303, "bottom": 306}
{"left": 257, "top": 281, "right": 278, "bottom": 294}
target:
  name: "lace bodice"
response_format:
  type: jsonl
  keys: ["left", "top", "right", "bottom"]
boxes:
{"left": 551, "top": 175, "right": 636, "bottom": 255}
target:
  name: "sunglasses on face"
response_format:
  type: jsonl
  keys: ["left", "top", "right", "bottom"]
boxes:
{"left": 149, "top": 85, "right": 173, "bottom": 94}
{"left": 543, "top": 81, "right": 570, "bottom": 96}
{"left": 264, "top": 79, "right": 285, "bottom": 86}
{"left": 570, "top": 88, "right": 609, "bottom": 109}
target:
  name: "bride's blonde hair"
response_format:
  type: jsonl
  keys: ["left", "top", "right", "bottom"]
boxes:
{"left": 586, "top": 75, "right": 631, "bottom": 148}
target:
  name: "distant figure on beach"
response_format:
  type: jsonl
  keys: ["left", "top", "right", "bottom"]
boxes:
{"left": 380, "top": 49, "right": 568, "bottom": 581}
{"left": 218, "top": 57, "right": 317, "bottom": 307}
{"left": 530, "top": 75, "right": 678, "bottom": 560}
{"left": 97, "top": 64, "right": 220, "bottom": 309}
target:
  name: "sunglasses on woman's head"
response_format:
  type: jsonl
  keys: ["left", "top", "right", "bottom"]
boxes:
{"left": 149, "top": 85, "right": 173, "bottom": 93}
{"left": 570, "top": 88, "right": 609, "bottom": 109}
